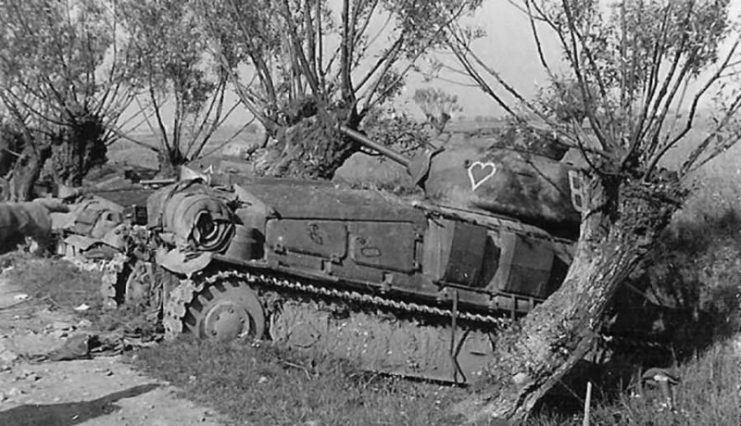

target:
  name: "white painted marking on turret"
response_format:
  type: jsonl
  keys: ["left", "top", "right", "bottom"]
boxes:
{"left": 467, "top": 161, "right": 498, "bottom": 191}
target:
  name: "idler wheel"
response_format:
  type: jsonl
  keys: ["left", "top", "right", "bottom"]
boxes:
{"left": 186, "top": 281, "right": 265, "bottom": 341}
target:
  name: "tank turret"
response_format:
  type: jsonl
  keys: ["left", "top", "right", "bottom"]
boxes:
{"left": 339, "top": 125, "right": 585, "bottom": 237}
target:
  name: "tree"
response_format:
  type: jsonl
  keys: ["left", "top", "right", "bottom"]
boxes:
{"left": 195, "top": 0, "right": 482, "bottom": 179}
{"left": 537, "top": 78, "right": 588, "bottom": 124}
{"left": 0, "top": 0, "right": 136, "bottom": 197}
{"left": 116, "top": 0, "right": 247, "bottom": 175}
{"left": 444, "top": 0, "right": 741, "bottom": 422}
{"left": 412, "top": 87, "right": 462, "bottom": 134}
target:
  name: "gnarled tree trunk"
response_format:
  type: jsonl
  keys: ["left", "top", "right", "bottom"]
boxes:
{"left": 457, "top": 175, "right": 683, "bottom": 423}
{"left": 251, "top": 105, "right": 359, "bottom": 180}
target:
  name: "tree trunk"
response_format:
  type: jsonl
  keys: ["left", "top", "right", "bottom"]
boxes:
{"left": 48, "top": 114, "right": 107, "bottom": 187}
{"left": 252, "top": 109, "right": 358, "bottom": 180}
{"left": 456, "top": 175, "right": 683, "bottom": 423}
{"left": 157, "top": 148, "right": 187, "bottom": 179}
{"left": 9, "top": 146, "right": 44, "bottom": 201}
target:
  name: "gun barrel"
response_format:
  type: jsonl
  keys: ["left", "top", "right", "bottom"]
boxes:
{"left": 139, "top": 178, "right": 178, "bottom": 186}
{"left": 339, "top": 126, "right": 410, "bottom": 168}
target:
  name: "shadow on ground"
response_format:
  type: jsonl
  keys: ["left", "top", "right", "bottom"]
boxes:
{"left": 0, "top": 383, "right": 159, "bottom": 426}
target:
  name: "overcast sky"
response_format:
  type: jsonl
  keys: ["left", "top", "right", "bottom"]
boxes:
{"left": 400, "top": 1, "right": 559, "bottom": 119}
{"left": 136, "top": 1, "right": 741, "bottom": 130}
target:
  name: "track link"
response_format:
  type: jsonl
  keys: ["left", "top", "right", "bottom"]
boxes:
{"left": 164, "top": 268, "right": 514, "bottom": 341}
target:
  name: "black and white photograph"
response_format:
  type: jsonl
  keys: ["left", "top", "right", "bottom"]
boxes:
{"left": 0, "top": 0, "right": 739, "bottom": 424}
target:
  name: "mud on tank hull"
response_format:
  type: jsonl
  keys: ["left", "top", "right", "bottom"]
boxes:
{"left": 150, "top": 178, "right": 575, "bottom": 384}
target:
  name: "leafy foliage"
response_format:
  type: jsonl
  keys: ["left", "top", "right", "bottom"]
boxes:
{"left": 412, "top": 87, "right": 462, "bottom": 134}
{"left": 0, "top": 0, "right": 136, "bottom": 193}
{"left": 117, "top": 0, "right": 236, "bottom": 172}
{"left": 449, "top": 0, "right": 741, "bottom": 180}
{"left": 48, "top": 109, "right": 108, "bottom": 186}
{"left": 195, "top": 0, "right": 481, "bottom": 179}
{"left": 361, "top": 106, "right": 431, "bottom": 156}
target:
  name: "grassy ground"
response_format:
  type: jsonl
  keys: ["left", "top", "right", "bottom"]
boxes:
{"left": 0, "top": 251, "right": 159, "bottom": 337}
{"left": 10, "top": 246, "right": 739, "bottom": 425}
{"left": 131, "top": 338, "right": 468, "bottom": 426}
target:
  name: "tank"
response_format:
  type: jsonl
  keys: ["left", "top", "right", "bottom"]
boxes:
{"left": 120, "top": 125, "right": 589, "bottom": 385}
{"left": 52, "top": 169, "right": 166, "bottom": 308}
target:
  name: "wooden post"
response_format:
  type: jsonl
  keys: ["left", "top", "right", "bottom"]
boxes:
{"left": 583, "top": 381, "right": 592, "bottom": 426}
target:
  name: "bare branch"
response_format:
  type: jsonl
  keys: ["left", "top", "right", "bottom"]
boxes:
{"left": 646, "top": 37, "right": 741, "bottom": 177}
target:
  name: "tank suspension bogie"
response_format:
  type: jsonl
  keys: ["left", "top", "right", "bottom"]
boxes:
{"left": 164, "top": 267, "right": 516, "bottom": 384}
{"left": 182, "top": 278, "right": 266, "bottom": 341}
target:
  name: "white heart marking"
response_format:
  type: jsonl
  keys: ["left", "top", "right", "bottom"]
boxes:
{"left": 467, "top": 161, "right": 497, "bottom": 191}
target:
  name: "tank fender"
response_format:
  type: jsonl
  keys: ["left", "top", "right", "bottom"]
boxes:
{"left": 156, "top": 248, "right": 214, "bottom": 277}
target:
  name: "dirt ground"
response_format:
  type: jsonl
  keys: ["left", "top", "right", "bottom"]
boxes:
{"left": 0, "top": 270, "right": 227, "bottom": 426}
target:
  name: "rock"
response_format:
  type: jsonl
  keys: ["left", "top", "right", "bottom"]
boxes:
{"left": 46, "top": 334, "right": 91, "bottom": 362}
{"left": 258, "top": 376, "right": 268, "bottom": 384}
{"left": 512, "top": 372, "right": 530, "bottom": 386}
{"left": 51, "top": 330, "right": 69, "bottom": 339}
{"left": 50, "top": 321, "right": 74, "bottom": 332}
{"left": 0, "top": 392, "right": 6, "bottom": 402}
{"left": 7, "top": 387, "right": 25, "bottom": 396}
{"left": 24, "top": 372, "right": 41, "bottom": 381}
{"left": 77, "top": 319, "right": 93, "bottom": 328}
{"left": 73, "top": 303, "right": 90, "bottom": 312}
{"left": 0, "top": 349, "right": 18, "bottom": 364}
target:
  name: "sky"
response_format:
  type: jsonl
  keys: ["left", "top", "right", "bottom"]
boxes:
{"left": 127, "top": 0, "right": 741, "bottom": 130}
{"left": 399, "top": 1, "right": 560, "bottom": 119}
{"left": 401, "top": 0, "right": 741, "bottom": 119}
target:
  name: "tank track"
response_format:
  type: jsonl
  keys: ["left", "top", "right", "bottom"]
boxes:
{"left": 56, "top": 234, "right": 128, "bottom": 309}
{"left": 163, "top": 267, "right": 670, "bottom": 365}
{"left": 163, "top": 268, "right": 515, "bottom": 340}
{"left": 100, "top": 253, "right": 128, "bottom": 308}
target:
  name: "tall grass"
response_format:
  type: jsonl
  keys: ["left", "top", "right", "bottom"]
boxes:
{"left": 531, "top": 342, "right": 741, "bottom": 425}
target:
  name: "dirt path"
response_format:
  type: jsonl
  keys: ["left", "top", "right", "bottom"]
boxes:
{"left": 0, "top": 271, "right": 226, "bottom": 426}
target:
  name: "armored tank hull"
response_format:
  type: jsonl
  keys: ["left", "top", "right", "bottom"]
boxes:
{"left": 150, "top": 177, "right": 575, "bottom": 384}
{"left": 51, "top": 170, "right": 156, "bottom": 308}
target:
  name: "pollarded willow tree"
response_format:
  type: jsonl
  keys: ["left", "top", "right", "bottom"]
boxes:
{"left": 116, "top": 0, "right": 249, "bottom": 175}
{"left": 0, "top": 0, "right": 137, "bottom": 198}
{"left": 413, "top": 87, "right": 462, "bottom": 134}
{"left": 195, "top": 0, "right": 482, "bottom": 179}
{"left": 444, "top": 0, "right": 741, "bottom": 422}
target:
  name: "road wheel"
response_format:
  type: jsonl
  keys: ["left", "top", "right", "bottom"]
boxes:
{"left": 184, "top": 279, "right": 265, "bottom": 341}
